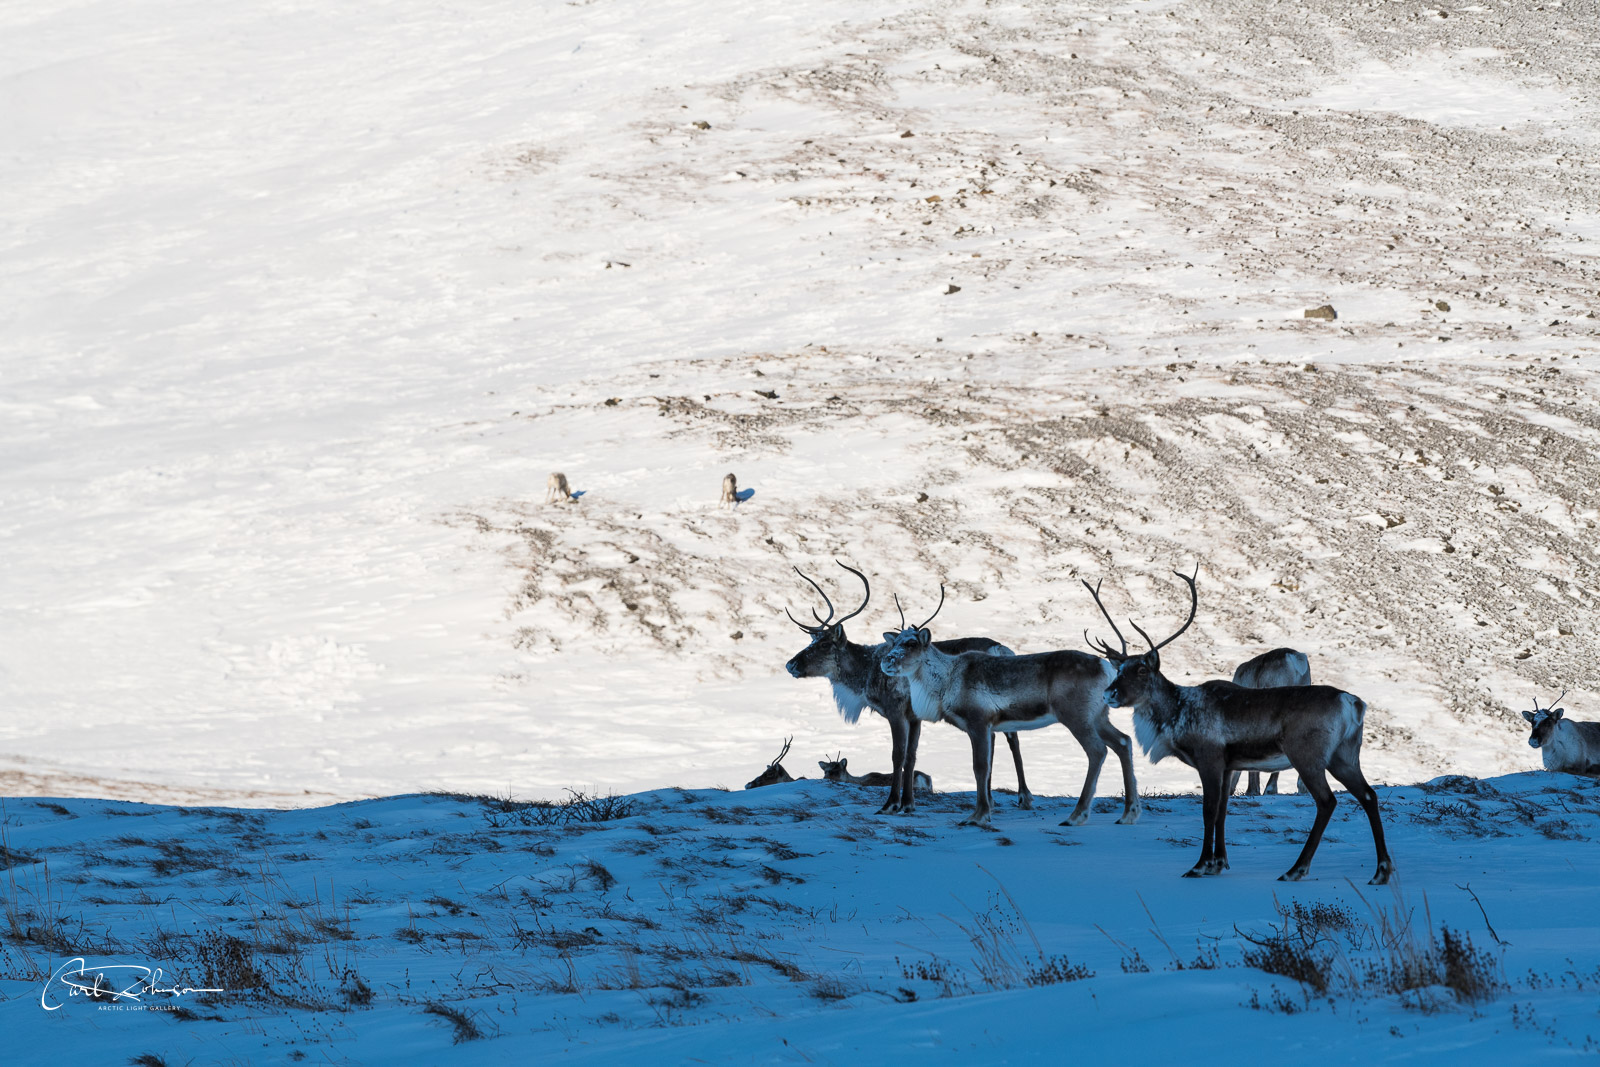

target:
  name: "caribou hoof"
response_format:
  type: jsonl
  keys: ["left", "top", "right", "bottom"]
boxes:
{"left": 1183, "top": 866, "right": 1206, "bottom": 879}
{"left": 1369, "top": 861, "right": 1394, "bottom": 886}
{"left": 897, "top": 806, "right": 916, "bottom": 817}
{"left": 1204, "top": 858, "right": 1230, "bottom": 876}
{"left": 958, "top": 813, "right": 992, "bottom": 828}
{"left": 1115, "top": 807, "right": 1141, "bottom": 826}
{"left": 1017, "top": 794, "right": 1034, "bottom": 811}
{"left": 1278, "top": 868, "right": 1308, "bottom": 882}
{"left": 1059, "top": 811, "right": 1089, "bottom": 828}
{"left": 876, "top": 803, "right": 897, "bottom": 815}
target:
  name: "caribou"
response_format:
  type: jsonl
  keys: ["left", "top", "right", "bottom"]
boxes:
{"left": 1523, "top": 693, "right": 1600, "bottom": 775}
{"left": 879, "top": 587, "right": 1140, "bottom": 829}
{"left": 784, "top": 563, "right": 1030, "bottom": 814}
{"left": 1228, "top": 648, "right": 1313, "bottom": 797}
{"left": 1098, "top": 569, "right": 1392, "bottom": 884}
{"left": 818, "top": 756, "right": 933, "bottom": 795}
{"left": 745, "top": 737, "right": 796, "bottom": 789}
{"left": 720, "top": 472, "right": 739, "bottom": 509}
{"left": 545, "top": 471, "right": 573, "bottom": 503}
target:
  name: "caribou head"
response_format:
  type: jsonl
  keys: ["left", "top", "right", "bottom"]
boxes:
{"left": 877, "top": 586, "right": 946, "bottom": 678}
{"left": 1103, "top": 568, "right": 1198, "bottom": 709}
{"left": 783, "top": 563, "right": 871, "bottom": 679}
{"left": 1522, "top": 691, "right": 1568, "bottom": 749}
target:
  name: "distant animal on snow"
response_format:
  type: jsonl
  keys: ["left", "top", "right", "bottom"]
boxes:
{"left": 546, "top": 472, "right": 572, "bottom": 503}
{"left": 720, "top": 472, "right": 739, "bottom": 509}
{"left": 1228, "top": 647, "right": 1312, "bottom": 796}
{"left": 745, "top": 737, "right": 797, "bottom": 789}
{"left": 818, "top": 756, "right": 933, "bottom": 794}
{"left": 1523, "top": 692, "right": 1600, "bottom": 775}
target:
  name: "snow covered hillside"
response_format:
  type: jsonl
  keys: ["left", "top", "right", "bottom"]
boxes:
{"left": 2, "top": 1, "right": 1598, "bottom": 799}
{"left": 3, "top": 776, "right": 1598, "bottom": 1061}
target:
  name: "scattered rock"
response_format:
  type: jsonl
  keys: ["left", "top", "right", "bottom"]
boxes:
{"left": 755, "top": 389, "right": 779, "bottom": 400}
{"left": 924, "top": 195, "right": 942, "bottom": 203}
{"left": 692, "top": 120, "right": 711, "bottom": 130}
{"left": 1304, "top": 305, "right": 1337, "bottom": 320}
{"left": 916, "top": 492, "right": 929, "bottom": 503}
{"left": 945, "top": 284, "right": 961, "bottom": 295}
{"left": 900, "top": 130, "right": 915, "bottom": 138}
{"left": 605, "top": 397, "right": 621, "bottom": 406}
{"left": 1435, "top": 300, "right": 1451, "bottom": 312}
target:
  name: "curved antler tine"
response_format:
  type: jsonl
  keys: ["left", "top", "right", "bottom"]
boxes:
{"left": 793, "top": 565, "right": 836, "bottom": 625}
{"left": 1081, "top": 578, "right": 1128, "bottom": 658}
{"left": 785, "top": 606, "right": 819, "bottom": 632}
{"left": 894, "top": 593, "right": 907, "bottom": 630}
{"left": 833, "top": 560, "right": 871, "bottom": 626}
{"left": 918, "top": 584, "right": 946, "bottom": 631}
{"left": 1553, "top": 690, "right": 1568, "bottom": 709}
{"left": 1129, "top": 618, "right": 1158, "bottom": 652}
{"left": 1148, "top": 568, "right": 1199, "bottom": 652}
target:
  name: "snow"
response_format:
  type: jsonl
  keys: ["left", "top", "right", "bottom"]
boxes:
{"left": 4, "top": 776, "right": 1599, "bottom": 1061}
{"left": 3, "top": 0, "right": 1600, "bottom": 1055}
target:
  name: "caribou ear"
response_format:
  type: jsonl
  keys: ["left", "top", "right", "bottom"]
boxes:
{"left": 818, "top": 761, "right": 828, "bottom": 772}
{"left": 918, "top": 628, "right": 932, "bottom": 647}
{"left": 883, "top": 631, "right": 899, "bottom": 644}
{"left": 839, "top": 757, "right": 848, "bottom": 769}
{"left": 1149, "top": 649, "right": 1161, "bottom": 671}
{"left": 1551, "top": 707, "right": 1565, "bottom": 720}
{"left": 1522, "top": 710, "right": 1537, "bottom": 723}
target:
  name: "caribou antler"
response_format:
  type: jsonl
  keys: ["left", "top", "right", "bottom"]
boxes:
{"left": 1082, "top": 578, "right": 1129, "bottom": 661}
{"left": 917, "top": 585, "right": 946, "bottom": 631}
{"left": 786, "top": 563, "right": 870, "bottom": 633}
{"left": 831, "top": 561, "right": 871, "bottom": 627}
{"left": 1129, "top": 567, "right": 1199, "bottom": 654}
{"left": 768, "top": 736, "right": 793, "bottom": 768}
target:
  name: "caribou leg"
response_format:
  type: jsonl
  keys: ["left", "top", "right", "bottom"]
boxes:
{"left": 1099, "top": 718, "right": 1141, "bottom": 824}
{"left": 899, "top": 717, "right": 924, "bottom": 815}
{"left": 1263, "top": 772, "right": 1280, "bottom": 795}
{"left": 1186, "top": 762, "right": 1224, "bottom": 877}
{"left": 1059, "top": 715, "right": 1108, "bottom": 827}
{"left": 1327, "top": 752, "right": 1393, "bottom": 885}
{"left": 1207, "top": 773, "right": 1232, "bottom": 875}
{"left": 959, "top": 724, "right": 994, "bottom": 827}
{"left": 1281, "top": 764, "right": 1338, "bottom": 882}
{"left": 1003, "top": 733, "right": 1032, "bottom": 810}
{"left": 879, "top": 714, "right": 909, "bottom": 814}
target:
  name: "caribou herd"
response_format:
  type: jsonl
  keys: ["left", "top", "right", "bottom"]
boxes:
{"left": 781, "top": 563, "right": 1597, "bottom": 885}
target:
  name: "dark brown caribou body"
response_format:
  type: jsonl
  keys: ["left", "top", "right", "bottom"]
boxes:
{"left": 1099, "top": 570, "right": 1392, "bottom": 884}
{"left": 1229, "top": 647, "right": 1312, "bottom": 796}
{"left": 783, "top": 565, "right": 1028, "bottom": 814}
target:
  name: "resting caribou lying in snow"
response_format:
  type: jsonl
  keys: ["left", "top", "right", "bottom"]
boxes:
{"left": 1098, "top": 569, "right": 1392, "bottom": 884}
{"left": 784, "top": 563, "right": 1029, "bottom": 814}
{"left": 880, "top": 586, "right": 1140, "bottom": 828}
{"left": 1523, "top": 692, "right": 1600, "bottom": 775}
{"left": 818, "top": 756, "right": 933, "bottom": 794}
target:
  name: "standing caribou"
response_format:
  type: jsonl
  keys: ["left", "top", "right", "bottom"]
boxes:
{"left": 1523, "top": 692, "right": 1600, "bottom": 775}
{"left": 1097, "top": 569, "right": 1392, "bottom": 884}
{"left": 1228, "top": 648, "right": 1313, "bottom": 797}
{"left": 784, "top": 563, "right": 1031, "bottom": 815}
{"left": 880, "top": 587, "right": 1140, "bottom": 829}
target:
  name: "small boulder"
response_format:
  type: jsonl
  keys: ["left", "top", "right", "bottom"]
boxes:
{"left": 1304, "top": 305, "right": 1337, "bottom": 320}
